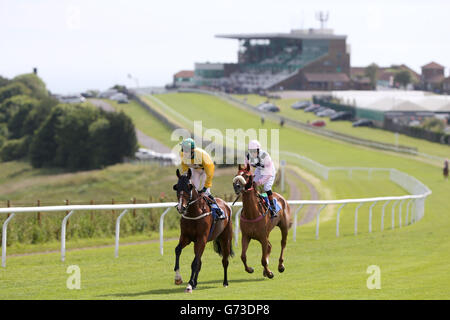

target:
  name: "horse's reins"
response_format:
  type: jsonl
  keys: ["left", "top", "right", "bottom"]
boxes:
{"left": 232, "top": 194, "right": 240, "bottom": 206}
{"left": 174, "top": 188, "right": 201, "bottom": 210}
{"left": 234, "top": 173, "right": 270, "bottom": 223}
{"left": 176, "top": 188, "right": 223, "bottom": 221}
{"left": 181, "top": 211, "right": 212, "bottom": 220}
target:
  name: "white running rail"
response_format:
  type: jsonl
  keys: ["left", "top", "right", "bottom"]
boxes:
{"left": 0, "top": 153, "right": 431, "bottom": 267}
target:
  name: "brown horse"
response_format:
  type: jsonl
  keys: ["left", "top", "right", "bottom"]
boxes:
{"left": 173, "top": 168, "right": 234, "bottom": 293}
{"left": 233, "top": 164, "right": 292, "bottom": 278}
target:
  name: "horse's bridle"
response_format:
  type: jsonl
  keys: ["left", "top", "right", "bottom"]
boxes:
{"left": 175, "top": 180, "right": 210, "bottom": 215}
{"left": 176, "top": 188, "right": 196, "bottom": 214}
{"left": 233, "top": 170, "right": 253, "bottom": 194}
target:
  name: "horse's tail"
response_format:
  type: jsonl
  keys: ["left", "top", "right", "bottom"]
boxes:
{"left": 213, "top": 239, "right": 235, "bottom": 258}
{"left": 277, "top": 194, "right": 293, "bottom": 229}
{"left": 285, "top": 201, "right": 293, "bottom": 229}
{"left": 214, "top": 201, "right": 234, "bottom": 258}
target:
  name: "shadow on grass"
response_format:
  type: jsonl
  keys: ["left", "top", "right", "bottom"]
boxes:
{"left": 99, "top": 278, "right": 265, "bottom": 298}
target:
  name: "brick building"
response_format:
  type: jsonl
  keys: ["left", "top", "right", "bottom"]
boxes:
{"left": 421, "top": 62, "right": 445, "bottom": 92}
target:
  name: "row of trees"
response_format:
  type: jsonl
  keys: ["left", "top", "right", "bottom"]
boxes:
{"left": 0, "top": 73, "right": 137, "bottom": 170}
{"left": 364, "top": 63, "right": 414, "bottom": 89}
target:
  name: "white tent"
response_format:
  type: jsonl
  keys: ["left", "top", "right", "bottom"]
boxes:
{"left": 331, "top": 90, "right": 450, "bottom": 112}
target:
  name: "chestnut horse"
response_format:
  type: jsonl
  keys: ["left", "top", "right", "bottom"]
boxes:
{"left": 233, "top": 164, "right": 292, "bottom": 278}
{"left": 173, "top": 168, "right": 234, "bottom": 293}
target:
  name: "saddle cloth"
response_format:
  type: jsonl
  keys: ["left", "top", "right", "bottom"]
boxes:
{"left": 260, "top": 193, "right": 282, "bottom": 213}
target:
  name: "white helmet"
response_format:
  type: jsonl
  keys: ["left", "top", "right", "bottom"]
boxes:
{"left": 248, "top": 140, "right": 261, "bottom": 150}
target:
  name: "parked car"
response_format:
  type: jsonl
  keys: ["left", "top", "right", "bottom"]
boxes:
{"left": 317, "top": 108, "right": 337, "bottom": 117}
{"left": 311, "top": 120, "right": 326, "bottom": 127}
{"left": 330, "top": 111, "right": 353, "bottom": 121}
{"left": 314, "top": 106, "right": 328, "bottom": 115}
{"left": 57, "top": 95, "right": 86, "bottom": 104}
{"left": 99, "top": 89, "right": 119, "bottom": 99}
{"left": 291, "top": 100, "right": 312, "bottom": 110}
{"left": 257, "top": 102, "right": 280, "bottom": 112}
{"left": 110, "top": 92, "right": 129, "bottom": 104}
{"left": 352, "top": 119, "right": 373, "bottom": 127}
{"left": 135, "top": 148, "right": 178, "bottom": 165}
{"left": 304, "top": 104, "right": 321, "bottom": 112}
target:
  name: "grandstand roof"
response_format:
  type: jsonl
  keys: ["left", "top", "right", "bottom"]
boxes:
{"left": 216, "top": 29, "right": 346, "bottom": 40}
{"left": 174, "top": 70, "right": 194, "bottom": 78}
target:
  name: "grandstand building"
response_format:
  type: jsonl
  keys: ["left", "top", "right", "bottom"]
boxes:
{"left": 173, "top": 70, "right": 195, "bottom": 88}
{"left": 194, "top": 28, "right": 350, "bottom": 92}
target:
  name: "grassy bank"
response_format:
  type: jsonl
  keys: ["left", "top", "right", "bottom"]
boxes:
{"left": 232, "top": 93, "right": 450, "bottom": 160}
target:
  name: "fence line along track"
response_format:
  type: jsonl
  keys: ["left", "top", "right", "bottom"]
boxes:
{"left": 0, "top": 151, "right": 431, "bottom": 267}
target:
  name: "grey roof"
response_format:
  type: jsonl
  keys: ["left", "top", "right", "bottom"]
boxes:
{"left": 216, "top": 29, "right": 346, "bottom": 41}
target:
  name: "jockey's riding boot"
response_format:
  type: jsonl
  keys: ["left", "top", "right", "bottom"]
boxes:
{"left": 268, "top": 194, "right": 278, "bottom": 218}
{"left": 208, "top": 194, "right": 226, "bottom": 220}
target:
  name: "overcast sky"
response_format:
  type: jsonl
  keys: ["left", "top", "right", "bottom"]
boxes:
{"left": 1, "top": 0, "right": 450, "bottom": 94}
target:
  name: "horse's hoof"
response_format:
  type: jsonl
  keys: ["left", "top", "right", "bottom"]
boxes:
{"left": 175, "top": 278, "right": 183, "bottom": 285}
{"left": 278, "top": 265, "right": 285, "bottom": 273}
{"left": 246, "top": 267, "right": 254, "bottom": 274}
{"left": 263, "top": 270, "right": 274, "bottom": 279}
{"left": 223, "top": 283, "right": 228, "bottom": 288}
{"left": 185, "top": 284, "right": 193, "bottom": 293}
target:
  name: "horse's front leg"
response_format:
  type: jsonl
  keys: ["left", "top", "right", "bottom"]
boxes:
{"left": 174, "top": 236, "right": 189, "bottom": 285}
{"left": 260, "top": 237, "right": 274, "bottom": 279}
{"left": 241, "top": 234, "right": 254, "bottom": 274}
{"left": 186, "top": 238, "right": 206, "bottom": 293}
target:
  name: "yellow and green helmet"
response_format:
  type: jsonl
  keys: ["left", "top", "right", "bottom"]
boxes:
{"left": 180, "top": 138, "right": 195, "bottom": 151}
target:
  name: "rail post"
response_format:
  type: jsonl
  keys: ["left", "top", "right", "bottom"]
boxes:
{"left": 381, "top": 200, "right": 390, "bottom": 231}
{"left": 159, "top": 207, "right": 172, "bottom": 256}
{"left": 2, "top": 213, "right": 15, "bottom": 268}
{"left": 37, "top": 200, "right": 41, "bottom": 225}
{"left": 115, "top": 209, "right": 129, "bottom": 258}
{"left": 369, "top": 201, "right": 377, "bottom": 233}
{"left": 65, "top": 199, "right": 70, "bottom": 228}
{"left": 412, "top": 200, "right": 417, "bottom": 224}
{"left": 292, "top": 204, "right": 303, "bottom": 241}
{"left": 354, "top": 202, "right": 363, "bottom": 235}
{"left": 336, "top": 203, "right": 346, "bottom": 237}
{"left": 405, "top": 199, "right": 412, "bottom": 226}
{"left": 398, "top": 199, "right": 405, "bottom": 228}
{"left": 132, "top": 197, "right": 137, "bottom": 217}
{"left": 315, "top": 205, "right": 327, "bottom": 240}
{"left": 90, "top": 200, "right": 94, "bottom": 222}
{"left": 391, "top": 200, "right": 399, "bottom": 229}
{"left": 61, "top": 210, "right": 75, "bottom": 262}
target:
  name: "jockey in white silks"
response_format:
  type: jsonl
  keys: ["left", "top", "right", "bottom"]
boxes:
{"left": 244, "top": 140, "right": 278, "bottom": 217}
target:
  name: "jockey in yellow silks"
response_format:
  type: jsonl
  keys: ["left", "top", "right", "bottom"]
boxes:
{"left": 179, "top": 138, "right": 225, "bottom": 220}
